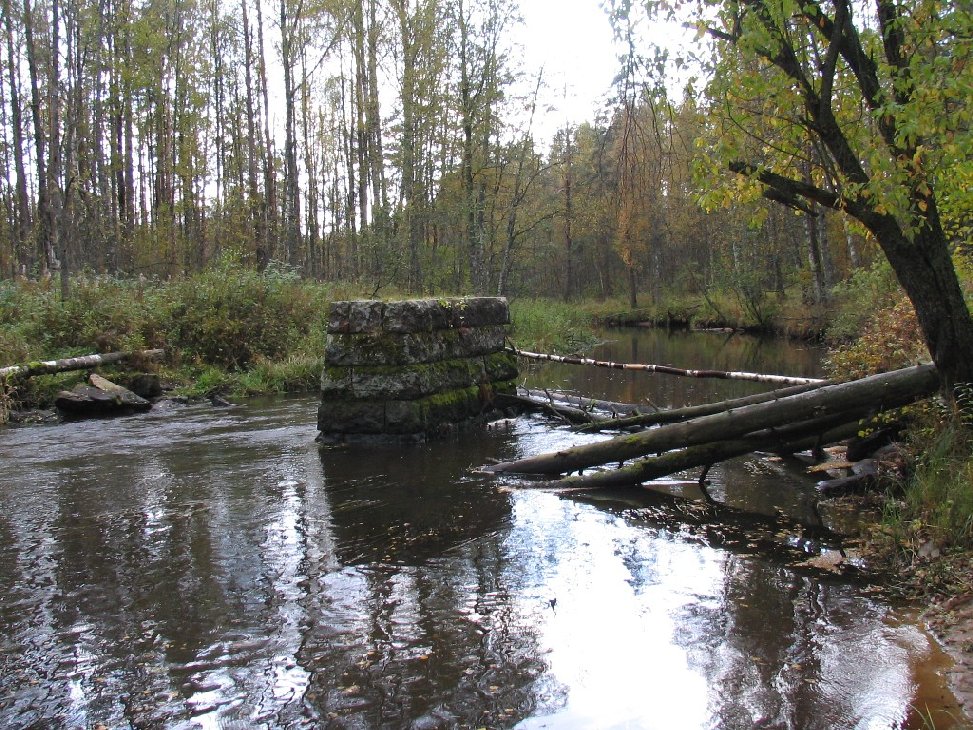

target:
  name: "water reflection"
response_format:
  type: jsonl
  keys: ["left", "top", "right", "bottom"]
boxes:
{"left": 0, "top": 330, "right": 962, "bottom": 728}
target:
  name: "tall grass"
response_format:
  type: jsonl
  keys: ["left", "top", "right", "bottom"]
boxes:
{"left": 0, "top": 258, "right": 344, "bottom": 404}
{"left": 508, "top": 298, "right": 603, "bottom": 353}
{"left": 886, "top": 396, "right": 973, "bottom": 553}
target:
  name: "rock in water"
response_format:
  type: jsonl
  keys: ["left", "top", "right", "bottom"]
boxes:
{"left": 55, "top": 374, "right": 152, "bottom": 419}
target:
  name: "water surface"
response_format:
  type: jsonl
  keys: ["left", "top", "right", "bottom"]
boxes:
{"left": 0, "top": 328, "right": 961, "bottom": 728}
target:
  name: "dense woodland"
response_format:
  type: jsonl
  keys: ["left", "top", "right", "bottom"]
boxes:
{"left": 0, "top": 0, "right": 971, "bottom": 372}
{"left": 0, "top": 0, "right": 913, "bottom": 302}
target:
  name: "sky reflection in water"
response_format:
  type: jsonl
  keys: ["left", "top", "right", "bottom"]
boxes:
{"left": 0, "top": 329, "right": 960, "bottom": 728}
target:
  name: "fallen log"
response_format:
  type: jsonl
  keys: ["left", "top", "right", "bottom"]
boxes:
{"left": 574, "top": 381, "right": 827, "bottom": 432}
{"left": 0, "top": 349, "right": 165, "bottom": 379}
{"left": 509, "top": 346, "right": 825, "bottom": 386}
{"left": 545, "top": 416, "right": 865, "bottom": 489}
{"left": 494, "top": 392, "right": 604, "bottom": 424}
{"left": 483, "top": 364, "right": 939, "bottom": 476}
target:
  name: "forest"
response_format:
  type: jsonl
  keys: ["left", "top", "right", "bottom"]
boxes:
{"left": 0, "top": 0, "right": 971, "bottom": 378}
{"left": 5, "top": 0, "right": 964, "bottom": 305}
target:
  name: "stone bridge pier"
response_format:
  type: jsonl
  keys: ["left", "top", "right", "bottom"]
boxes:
{"left": 318, "top": 297, "right": 518, "bottom": 443}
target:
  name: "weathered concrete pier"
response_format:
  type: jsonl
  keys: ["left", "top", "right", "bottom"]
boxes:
{"left": 318, "top": 297, "right": 518, "bottom": 443}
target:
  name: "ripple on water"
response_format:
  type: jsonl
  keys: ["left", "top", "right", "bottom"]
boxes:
{"left": 0, "top": 336, "right": 966, "bottom": 729}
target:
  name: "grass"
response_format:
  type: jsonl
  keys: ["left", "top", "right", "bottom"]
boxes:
{"left": 508, "top": 298, "right": 605, "bottom": 353}
{"left": 880, "top": 404, "right": 973, "bottom": 560}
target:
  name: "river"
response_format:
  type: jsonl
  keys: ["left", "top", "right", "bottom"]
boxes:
{"left": 0, "top": 328, "right": 962, "bottom": 728}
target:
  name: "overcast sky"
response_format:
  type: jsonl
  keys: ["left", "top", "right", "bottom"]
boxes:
{"left": 514, "top": 0, "right": 622, "bottom": 144}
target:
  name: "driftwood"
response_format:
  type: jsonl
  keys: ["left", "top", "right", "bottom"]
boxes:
{"left": 509, "top": 346, "right": 826, "bottom": 386}
{"left": 575, "top": 381, "right": 826, "bottom": 432}
{"left": 494, "top": 392, "right": 604, "bottom": 424}
{"left": 483, "top": 364, "right": 939, "bottom": 477}
{"left": 518, "top": 387, "right": 652, "bottom": 417}
{"left": 0, "top": 349, "right": 165, "bottom": 379}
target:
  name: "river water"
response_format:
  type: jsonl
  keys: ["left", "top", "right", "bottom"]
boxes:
{"left": 0, "top": 329, "right": 963, "bottom": 729}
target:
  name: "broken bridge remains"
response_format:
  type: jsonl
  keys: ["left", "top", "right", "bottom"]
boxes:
{"left": 318, "top": 297, "right": 518, "bottom": 443}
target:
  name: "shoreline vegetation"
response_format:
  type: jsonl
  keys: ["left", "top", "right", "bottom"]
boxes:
{"left": 1, "top": 262, "right": 971, "bottom": 710}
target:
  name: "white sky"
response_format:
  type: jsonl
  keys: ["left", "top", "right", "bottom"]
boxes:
{"left": 512, "top": 0, "right": 699, "bottom": 147}
{"left": 514, "top": 0, "right": 623, "bottom": 144}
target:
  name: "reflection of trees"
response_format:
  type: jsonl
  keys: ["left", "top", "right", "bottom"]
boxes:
{"left": 299, "top": 543, "right": 548, "bottom": 727}
{"left": 675, "top": 555, "right": 914, "bottom": 729}
{"left": 0, "top": 402, "right": 339, "bottom": 727}
{"left": 303, "top": 441, "right": 548, "bottom": 726}
{"left": 530, "top": 328, "right": 825, "bottom": 409}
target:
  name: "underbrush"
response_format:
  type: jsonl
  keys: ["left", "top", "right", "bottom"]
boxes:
{"left": 877, "top": 398, "right": 973, "bottom": 562}
{"left": 823, "top": 265, "right": 972, "bottom": 587}
{"left": 0, "top": 259, "right": 344, "bottom": 410}
{"left": 508, "top": 298, "right": 603, "bottom": 353}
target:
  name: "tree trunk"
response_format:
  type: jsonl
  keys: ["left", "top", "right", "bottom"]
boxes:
{"left": 563, "top": 125, "right": 574, "bottom": 301}
{"left": 509, "top": 348, "right": 825, "bottom": 386}
{"left": 484, "top": 364, "right": 939, "bottom": 476}
{"left": 2, "top": 0, "right": 31, "bottom": 273}
{"left": 549, "top": 416, "right": 865, "bottom": 489}
{"left": 23, "top": 0, "right": 55, "bottom": 274}
{"left": 574, "top": 381, "right": 826, "bottom": 432}
{"left": 0, "top": 349, "right": 166, "bottom": 379}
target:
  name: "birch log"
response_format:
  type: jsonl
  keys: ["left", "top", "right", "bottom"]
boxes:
{"left": 0, "top": 349, "right": 165, "bottom": 379}
{"left": 509, "top": 347, "right": 826, "bottom": 386}
{"left": 483, "top": 364, "right": 939, "bottom": 476}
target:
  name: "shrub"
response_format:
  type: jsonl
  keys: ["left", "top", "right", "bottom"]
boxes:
{"left": 825, "top": 295, "right": 928, "bottom": 379}
{"left": 166, "top": 260, "right": 319, "bottom": 368}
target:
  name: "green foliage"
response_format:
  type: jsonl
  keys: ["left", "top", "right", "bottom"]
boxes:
{"left": 0, "top": 261, "right": 342, "bottom": 405}
{"left": 509, "top": 299, "right": 602, "bottom": 353}
{"left": 882, "top": 394, "right": 973, "bottom": 555}
{"left": 826, "top": 295, "right": 928, "bottom": 380}
{"left": 166, "top": 259, "right": 321, "bottom": 369}
{"left": 0, "top": 276, "right": 161, "bottom": 364}
{"left": 825, "top": 261, "right": 902, "bottom": 344}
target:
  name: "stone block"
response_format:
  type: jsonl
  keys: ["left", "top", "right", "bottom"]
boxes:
{"left": 424, "top": 386, "right": 483, "bottom": 424}
{"left": 384, "top": 399, "right": 426, "bottom": 433}
{"left": 351, "top": 365, "right": 427, "bottom": 401}
{"left": 482, "top": 351, "right": 518, "bottom": 382}
{"left": 342, "top": 358, "right": 489, "bottom": 401}
{"left": 318, "top": 400, "right": 385, "bottom": 434}
{"left": 445, "top": 325, "right": 507, "bottom": 359}
{"left": 319, "top": 297, "right": 513, "bottom": 441}
{"left": 327, "top": 299, "right": 383, "bottom": 334}
{"left": 450, "top": 297, "right": 510, "bottom": 328}
{"left": 321, "top": 365, "right": 352, "bottom": 399}
{"left": 383, "top": 299, "right": 435, "bottom": 333}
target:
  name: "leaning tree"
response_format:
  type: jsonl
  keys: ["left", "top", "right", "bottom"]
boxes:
{"left": 664, "top": 0, "right": 973, "bottom": 394}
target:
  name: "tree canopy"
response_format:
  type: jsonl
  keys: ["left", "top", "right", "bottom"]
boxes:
{"left": 668, "top": 0, "right": 973, "bottom": 390}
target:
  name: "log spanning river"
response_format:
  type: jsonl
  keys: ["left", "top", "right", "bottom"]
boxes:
{"left": 0, "top": 329, "right": 963, "bottom": 728}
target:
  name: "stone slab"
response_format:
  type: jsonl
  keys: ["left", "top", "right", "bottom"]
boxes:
{"left": 324, "top": 326, "right": 507, "bottom": 367}
{"left": 327, "top": 297, "right": 510, "bottom": 335}
{"left": 327, "top": 299, "right": 384, "bottom": 334}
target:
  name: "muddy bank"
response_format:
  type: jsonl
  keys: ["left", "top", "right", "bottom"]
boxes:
{"left": 928, "top": 594, "right": 973, "bottom": 721}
